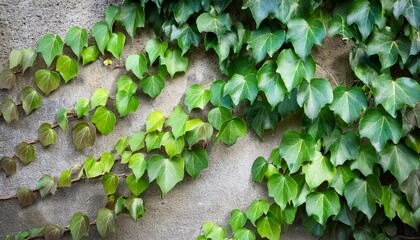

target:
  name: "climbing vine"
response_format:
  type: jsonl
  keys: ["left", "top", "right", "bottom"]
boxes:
{"left": 0, "top": 0, "right": 419, "bottom": 239}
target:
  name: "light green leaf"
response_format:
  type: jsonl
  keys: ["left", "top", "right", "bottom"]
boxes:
{"left": 16, "top": 142, "right": 35, "bottom": 165}
{"left": 160, "top": 48, "right": 188, "bottom": 78}
{"left": 16, "top": 188, "right": 35, "bottom": 208}
{"left": 140, "top": 74, "right": 165, "bottom": 99}
{"left": 372, "top": 75, "right": 420, "bottom": 118}
{"left": 286, "top": 18, "right": 326, "bottom": 60}
{"left": 145, "top": 38, "right": 168, "bottom": 65}
{"left": 129, "top": 153, "right": 147, "bottom": 180}
{"left": 306, "top": 190, "right": 341, "bottom": 226}
{"left": 229, "top": 209, "right": 247, "bottom": 232}
{"left": 297, "top": 78, "right": 333, "bottom": 120}
{"left": 124, "top": 197, "right": 145, "bottom": 220}
{"left": 184, "top": 84, "right": 210, "bottom": 112}
{"left": 34, "top": 69, "right": 61, "bottom": 96}
{"left": 105, "top": 5, "right": 120, "bottom": 31}
{"left": 380, "top": 143, "right": 420, "bottom": 184}
{"left": 91, "top": 106, "right": 116, "bottom": 135}
{"left": 396, "top": 198, "right": 420, "bottom": 229}
{"left": 116, "top": 90, "right": 139, "bottom": 117}
{"left": 256, "top": 212, "right": 281, "bottom": 240}
{"left": 92, "top": 22, "right": 110, "bottom": 55}
{"left": 343, "top": 175, "right": 383, "bottom": 220}
{"left": 117, "top": 75, "right": 137, "bottom": 94}
{"left": 145, "top": 132, "right": 163, "bottom": 152}
{"left": 100, "top": 152, "right": 115, "bottom": 173}
{"left": 120, "top": 3, "right": 145, "bottom": 38}
{"left": 323, "top": 129, "right": 360, "bottom": 166}
{"left": 330, "top": 166, "right": 359, "bottom": 196}
{"left": 0, "top": 157, "right": 16, "bottom": 177}
{"left": 276, "top": 49, "right": 315, "bottom": 92}
{"left": 38, "top": 123, "right": 57, "bottom": 147}
{"left": 55, "top": 55, "right": 78, "bottom": 83}
{"left": 36, "top": 174, "right": 57, "bottom": 198}
{"left": 182, "top": 147, "right": 208, "bottom": 179}
{"left": 74, "top": 97, "right": 90, "bottom": 118}
{"left": 247, "top": 28, "right": 285, "bottom": 63}
{"left": 350, "top": 144, "right": 379, "bottom": 177}
{"left": 251, "top": 157, "right": 268, "bottom": 183}
{"left": 71, "top": 121, "right": 97, "bottom": 151}
{"left": 208, "top": 106, "right": 232, "bottom": 131}
{"left": 83, "top": 156, "right": 104, "bottom": 178}
{"left": 129, "top": 131, "right": 146, "bottom": 152}
{"left": 120, "top": 150, "right": 133, "bottom": 164}
{"left": 246, "top": 199, "right": 270, "bottom": 226}
{"left": 1, "top": 99, "right": 19, "bottom": 123}
{"left": 223, "top": 73, "right": 258, "bottom": 106}
{"left": 37, "top": 34, "right": 64, "bottom": 67}
{"left": 96, "top": 208, "right": 117, "bottom": 238}
{"left": 330, "top": 85, "right": 367, "bottom": 124}
{"left": 216, "top": 117, "right": 247, "bottom": 146}
{"left": 58, "top": 170, "right": 71, "bottom": 188}
{"left": 69, "top": 212, "right": 90, "bottom": 240}
{"left": 243, "top": 0, "right": 280, "bottom": 28}
{"left": 106, "top": 32, "right": 126, "bottom": 59}
{"left": 147, "top": 154, "right": 184, "bottom": 195}
{"left": 328, "top": 15, "right": 359, "bottom": 39}
{"left": 234, "top": 228, "right": 256, "bottom": 240}
{"left": 9, "top": 49, "right": 23, "bottom": 69}
{"left": 268, "top": 174, "right": 298, "bottom": 210}
{"left": 126, "top": 53, "right": 148, "bottom": 79}
{"left": 101, "top": 172, "right": 119, "bottom": 195}
{"left": 196, "top": 12, "right": 231, "bottom": 36}
{"left": 302, "top": 152, "right": 336, "bottom": 189}
{"left": 146, "top": 110, "right": 165, "bottom": 133}
{"left": 201, "top": 221, "right": 227, "bottom": 239}
{"left": 90, "top": 88, "right": 109, "bottom": 109}
{"left": 161, "top": 132, "right": 185, "bottom": 158}
{"left": 126, "top": 174, "right": 149, "bottom": 196}
{"left": 81, "top": 45, "right": 99, "bottom": 65}
{"left": 204, "top": 31, "right": 237, "bottom": 63}
{"left": 347, "top": 0, "right": 384, "bottom": 39}
{"left": 279, "top": 130, "right": 316, "bottom": 173}
{"left": 20, "top": 86, "right": 42, "bottom": 115}
{"left": 393, "top": 0, "right": 420, "bottom": 28}
{"left": 359, "top": 109, "right": 403, "bottom": 152}
{"left": 0, "top": 69, "right": 15, "bottom": 90}
{"left": 9, "top": 48, "right": 36, "bottom": 73}
{"left": 65, "top": 26, "right": 88, "bottom": 59}
{"left": 166, "top": 105, "right": 188, "bottom": 139}
{"left": 257, "top": 60, "right": 287, "bottom": 110}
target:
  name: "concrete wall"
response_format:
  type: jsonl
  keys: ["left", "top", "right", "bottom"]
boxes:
{"left": 0, "top": 0, "right": 352, "bottom": 239}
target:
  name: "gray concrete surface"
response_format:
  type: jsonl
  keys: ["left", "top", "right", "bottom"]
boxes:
{"left": 0, "top": 0, "right": 352, "bottom": 239}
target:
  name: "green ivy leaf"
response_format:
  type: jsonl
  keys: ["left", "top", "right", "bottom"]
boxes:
{"left": 69, "top": 212, "right": 90, "bottom": 240}
{"left": 243, "top": 0, "right": 279, "bottom": 27}
{"left": 346, "top": 0, "right": 384, "bottom": 39}
{"left": 208, "top": 106, "right": 232, "bottom": 131}
{"left": 74, "top": 97, "right": 90, "bottom": 118}
{"left": 65, "top": 26, "right": 88, "bottom": 59}
{"left": 279, "top": 130, "right": 316, "bottom": 173}
{"left": 176, "top": 23, "right": 200, "bottom": 56}
{"left": 116, "top": 136, "right": 129, "bottom": 158}
{"left": 36, "top": 174, "right": 57, "bottom": 198}
{"left": 401, "top": 169, "right": 420, "bottom": 210}
{"left": 9, "top": 48, "right": 36, "bottom": 74}
{"left": 166, "top": 105, "right": 188, "bottom": 139}
{"left": 37, "top": 34, "right": 64, "bottom": 67}
{"left": 246, "top": 199, "right": 270, "bottom": 226}
{"left": 34, "top": 69, "right": 61, "bottom": 96}
{"left": 84, "top": 156, "right": 104, "bottom": 178}
{"left": 0, "top": 69, "right": 15, "bottom": 90}
{"left": 393, "top": 0, "right": 420, "bottom": 28}
{"left": 297, "top": 78, "right": 333, "bottom": 120}
{"left": 246, "top": 100, "right": 279, "bottom": 138}
{"left": 182, "top": 147, "right": 208, "bottom": 179}
{"left": 92, "top": 22, "right": 110, "bottom": 55}
{"left": 126, "top": 174, "right": 149, "bottom": 196}
{"left": 140, "top": 74, "right": 165, "bottom": 99}
{"left": 38, "top": 123, "right": 57, "bottom": 147}
{"left": 204, "top": 31, "right": 237, "bottom": 63}
{"left": 161, "top": 132, "right": 185, "bottom": 158}
{"left": 129, "top": 131, "right": 146, "bottom": 152}
{"left": 72, "top": 121, "right": 96, "bottom": 151}
{"left": 183, "top": 119, "right": 211, "bottom": 146}
{"left": 196, "top": 12, "right": 231, "bottom": 36}
{"left": 184, "top": 84, "right": 211, "bottom": 111}
{"left": 359, "top": 109, "right": 403, "bottom": 152}
{"left": 303, "top": 107, "right": 335, "bottom": 141}
{"left": 101, "top": 172, "right": 119, "bottom": 195}
{"left": 328, "top": 15, "right": 359, "bottom": 40}
{"left": 350, "top": 144, "right": 379, "bottom": 177}
{"left": 90, "top": 88, "right": 109, "bottom": 109}
{"left": 96, "top": 208, "right": 117, "bottom": 238}
{"left": 56, "top": 55, "right": 78, "bottom": 83}
{"left": 106, "top": 32, "right": 126, "bottom": 59}
{"left": 147, "top": 154, "right": 184, "bottom": 195}
{"left": 92, "top": 106, "right": 116, "bottom": 135}
{"left": 160, "top": 48, "right": 188, "bottom": 78}
{"left": 210, "top": 80, "right": 234, "bottom": 109}
{"left": 257, "top": 61, "right": 287, "bottom": 110}
{"left": 43, "top": 224, "right": 64, "bottom": 240}
{"left": 396, "top": 198, "right": 420, "bottom": 229}
{"left": 1, "top": 99, "right": 19, "bottom": 123}
{"left": 343, "top": 175, "right": 383, "bottom": 220}
{"left": 116, "top": 90, "right": 139, "bottom": 117}
{"left": 201, "top": 221, "right": 227, "bottom": 239}
{"left": 129, "top": 153, "right": 147, "bottom": 180}
{"left": 126, "top": 53, "right": 148, "bottom": 79}
{"left": 256, "top": 212, "right": 281, "bottom": 240}
{"left": 16, "top": 188, "right": 35, "bottom": 208}
{"left": 229, "top": 209, "right": 247, "bottom": 232}
{"left": 145, "top": 38, "right": 168, "bottom": 65}
{"left": 306, "top": 190, "right": 341, "bottom": 226}
{"left": 323, "top": 129, "right": 360, "bottom": 166}
{"left": 124, "top": 197, "right": 145, "bottom": 220}
{"left": 247, "top": 28, "right": 285, "bottom": 63}
{"left": 234, "top": 228, "right": 256, "bottom": 240}
{"left": 16, "top": 142, "right": 35, "bottom": 165}
{"left": 100, "top": 152, "right": 115, "bottom": 173}
{"left": 146, "top": 110, "right": 165, "bottom": 133}
{"left": 105, "top": 5, "right": 120, "bottom": 31}
{"left": 117, "top": 75, "right": 137, "bottom": 94}
{"left": 173, "top": 0, "right": 201, "bottom": 25}
{"left": 81, "top": 45, "right": 99, "bottom": 65}
{"left": 216, "top": 117, "right": 247, "bottom": 146}
{"left": 286, "top": 18, "right": 326, "bottom": 60}
{"left": 276, "top": 49, "right": 315, "bottom": 93}
{"left": 380, "top": 143, "right": 420, "bottom": 185}
{"left": 224, "top": 73, "right": 258, "bottom": 106}
{"left": 1, "top": 157, "right": 16, "bottom": 176}
{"left": 20, "top": 86, "right": 42, "bottom": 115}
{"left": 9, "top": 49, "right": 24, "bottom": 69}
{"left": 251, "top": 157, "right": 268, "bottom": 183}
{"left": 372, "top": 75, "right": 420, "bottom": 118}
{"left": 120, "top": 2, "right": 145, "bottom": 38}
{"left": 268, "top": 174, "right": 298, "bottom": 210}
{"left": 302, "top": 152, "right": 336, "bottom": 189}
{"left": 330, "top": 85, "right": 367, "bottom": 124}
{"left": 58, "top": 170, "right": 71, "bottom": 188}
{"left": 145, "top": 132, "right": 163, "bottom": 152}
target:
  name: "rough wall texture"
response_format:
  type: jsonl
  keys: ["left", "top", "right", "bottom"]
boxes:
{"left": 0, "top": 0, "right": 352, "bottom": 239}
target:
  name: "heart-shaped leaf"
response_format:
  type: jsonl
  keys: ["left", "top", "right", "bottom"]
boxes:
{"left": 101, "top": 172, "right": 119, "bottom": 195}
{"left": 229, "top": 209, "right": 247, "bottom": 232}
{"left": 247, "top": 27, "right": 285, "bottom": 63}
{"left": 196, "top": 12, "right": 231, "bottom": 36}
{"left": 37, "top": 34, "right": 64, "bottom": 67}
{"left": 140, "top": 73, "right": 165, "bottom": 99}
{"left": 160, "top": 48, "right": 188, "bottom": 78}
{"left": 116, "top": 90, "right": 139, "bottom": 117}
{"left": 0, "top": 69, "right": 15, "bottom": 90}
{"left": 145, "top": 38, "right": 168, "bottom": 64}
{"left": 129, "top": 131, "right": 146, "bottom": 152}
{"left": 223, "top": 73, "right": 258, "bottom": 106}
{"left": 147, "top": 155, "right": 184, "bottom": 195}
{"left": 16, "top": 188, "right": 35, "bottom": 208}
{"left": 58, "top": 170, "right": 71, "bottom": 188}
{"left": 146, "top": 110, "right": 165, "bottom": 133}
{"left": 182, "top": 147, "right": 208, "bottom": 179}
{"left": 92, "top": 22, "right": 110, "bottom": 55}
{"left": 401, "top": 169, "right": 420, "bottom": 210}
{"left": 90, "top": 88, "right": 109, "bottom": 109}
{"left": 173, "top": 0, "right": 201, "bottom": 25}
{"left": 210, "top": 80, "right": 234, "bottom": 109}
{"left": 243, "top": 0, "right": 280, "bottom": 27}
{"left": 184, "top": 84, "right": 211, "bottom": 112}
{"left": 129, "top": 153, "right": 147, "bottom": 180}
{"left": 69, "top": 212, "right": 90, "bottom": 240}
{"left": 251, "top": 157, "right": 268, "bottom": 183}
{"left": 34, "top": 69, "right": 61, "bottom": 96}
{"left": 216, "top": 117, "right": 247, "bottom": 146}
{"left": 393, "top": 0, "right": 420, "bottom": 28}
{"left": 106, "top": 32, "right": 126, "bottom": 59}
{"left": 297, "top": 78, "right": 333, "bottom": 120}
{"left": 306, "top": 190, "right": 341, "bottom": 226}
{"left": 347, "top": 0, "right": 384, "bottom": 39}
{"left": 55, "top": 108, "right": 69, "bottom": 131}
{"left": 268, "top": 173, "right": 298, "bottom": 209}
{"left": 92, "top": 106, "right": 116, "bottom": 135}
{"left": 36, "top": 174, "right": 57, "bottom": 198}
{"left": 166, "top": 105, "right": 188, "bottom": 139}
{"left": 56, "top": 55, "right": 78, "bottom": 83}
{"left": 105, "top": 5, "right": 120, "bottom": 31}
{"left": 66, "top": 26, "right": 88, "bottom": 59}
{"left": 323, "top": 129, "right": 360, "bottom": 166}
{"left": 120, "top": 2, "right": 145, "bottom": 38}
{"left": 279, "top": 130, "right": 316, "bottom": 173}
{"left": 126, "top": 174, "right": 149, "bottom": 196}
{"left": 1, "top": 99, "right": 19, "bottom": 123}
{"left": 124, "top": 197, "right": 145, "bottom": 220}
{"left": 38, "top": 123, "right": 57, "bottom": 147}
{"left": 42, "top": 224, "right": 64, "bottom": 240}
{"left": 74, "top": 97, "right": 90, "bottom": 118}
{"left": 246, "top": 199, "right": 270, "bottom": 226}
{"left": 350, "top": 144, "right": 379, "bottom": 177}
{"left": 20, "top": 86, "right": 42, "bottom": 115}
{"left": 126, "top": 53, "right": 148, "bottom": 79}
{"left": 16, "top": 142, "right": 35, "bottom": 165}
{"left": 302, "top": 152, "right": 336, "bottom": 189}
{"left": 330, "top": 85, "right": 367, "bottom": 124}
{"left": 161, "top": 132, "right": 185, "bottom": 158}
{"left": 72, "top": 121, "right": 97, "bottom": 151}
{"left": 177, "top": 23, "right": 200, "bottom": 55}
{"left": 81, "top": 45, "right": 99, "bottom": 65}
{"left": 0, "top": 157, "right": 16, "bottom": 176}
{"left": 257, "top": 60, "right": 287, "bottom": 110}
{"left": 83, "top": 156, "right": 104, "bottom": 178}
{"left": 96, "top": 208, "right": 117, "bottom": 238}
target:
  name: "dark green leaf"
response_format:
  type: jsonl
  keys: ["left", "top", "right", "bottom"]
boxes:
{"left": 306, "top": 190, "right": 341, "bottom": 225}
{"left": 204, "top": 31, "right": 237, "bottom": 63}
{"left": 120, "top": 3, "right": 145, "bottom": 38}
{"left": 208, "top": 106, "right": 232, "bottom": 131}
{"left": 347, "top": 0, "right": 384, "bottom": 39}
{"left": 105, "top": 5, "right": 120, "bottom": 31}
{"left": 330, "top": 85, "right": 367, "bottom": 124}
{"left": 72, "top": 121, "right": 96, "bottom": 151}
{"left": 297, "top": 78, "right": 333, "bottom": 120}
{"left": 1, "top": 99, "right": 18, "bottom": 123}
{"left": 328, "top": 15, "right": 359, "bottom": 39}
{"left": 16, "top": 142, "right": 35, "bottom": 165}
{"left": 16, "top": 188, "right": 35, "bottom": 208}
{"left": 140, "top": 74, "right": 165, "bottom": 99}
{"left": 330, "top": 165, "right": 358, "bottom": 196}
{"left": 55, "top": 108, "right": 69, "bottom": 131}
{"left": 101, "top": 172, "right": 119, "bottom": 195}
{"left": 242, "top": 0, "right": 280, "bottom": 27}
{"left": 245, "top": 100, "right": 279, "bottom": 138}
{"left": 401, "top": 169, "right": 420, "bottom": 210}
{"left": 303, "top": 107, "right": 335, "bottom": 141}
{"left": 257, "top": 60, "right": 287, "bottom": 110}
{"left": 69, "top": 212, "right": 90, "bottom": 240}
{"left": 0, "top": 69, "right": 15, "bottom": 90}
{"left": 37, "top": 34, "right": 64, "bottom": 67}
{"left": 268, "top": 174, "right": 298, "bottom": 209}
{"left": 216, "top": 117, "right": 247, "bottom": 146}
{"left": 223, "top": 73, "right": 258, "bottom": 106}
{"left": 0, "top": 157, "right": 16, "bottom": 176}
{"left": 396, "top": 198, "right": 420, "bottom": 229}
{"left": 173, "top": 0, "right": 201, "bottom": 25}
{"left": 323, "top": 129, "right": 360, "bottom": 166}
{"left": 279, "top": 130, "right": 316, "bottom": 173}
{"left": 34, "top": 69, "right": 61, "bottom": 96}
{"left": 43, "top": 224, "right": 64, "bottom": 240}
{"left": 350, "top": 144, "right": 379, "bottom": 177}
{"left": 96, "top": 208, "right": 117, "bottom": 238}
{"left": 393, "top": 0, "right": 420, "bottom": 28}
{"left": 247, "top": 28, "right": 285, "bottom": 63}
{"left": 20, "top": 86, "right": 42, "bottom": 115}
{"left": 182, "top": 147, "right": 208, "bottom": 179}
{"left": 209, "top": 80, "right": 233, "bottom": 109}
{"left": 176, "top": 23, "right": 200, "bottom": 55}
{"left": 252, "top": 157, "right": 268, "bottom": 183}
